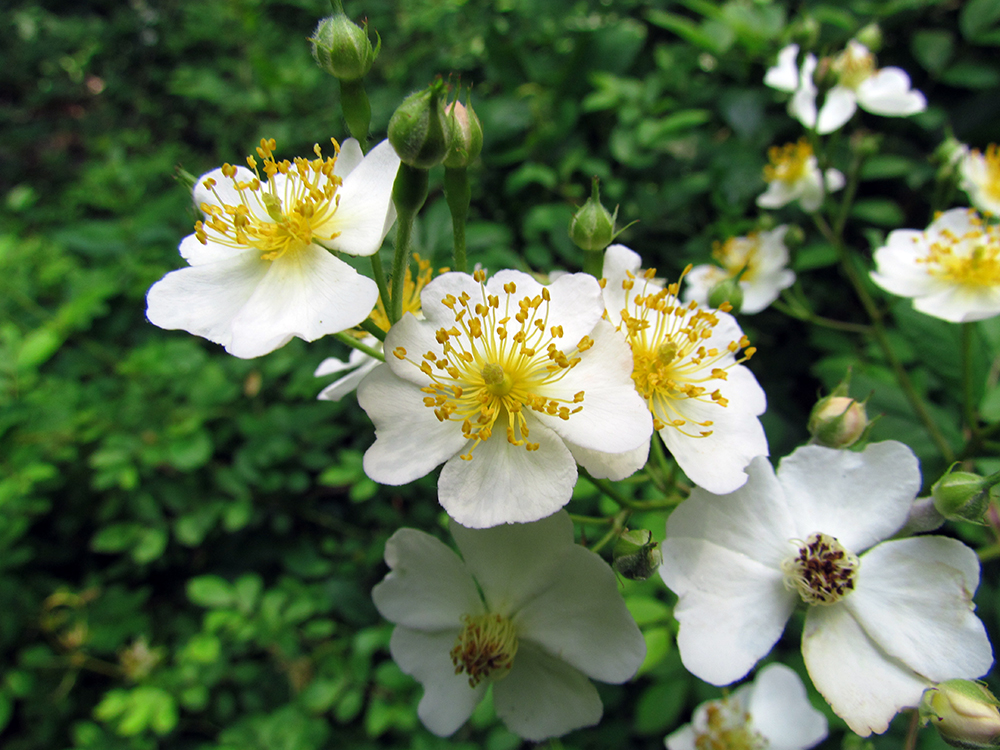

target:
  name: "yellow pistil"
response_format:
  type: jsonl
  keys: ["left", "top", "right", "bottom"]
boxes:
{"left": 193, "top": 137, "right": 344, "bottom": 261}
{"left": 832, "top": 43, "right": 876, "bottom": 90}
{"left": 450, "top": 612, "right": 518, "bottom": 688}
{"left": 970, "top": 145, "right": 1000, "bottom": 207}
{"left": 616, "top": 266, "right": 754, "bottom": 436}
{"left": 393, "top": 271, "right": 587, "bottom": 460}
{"left": 763, "top": 139, "right": 813, "bottom": 186}
{"left": 694, "top": 699, "right": 767, "bottom": 750}
{"left": 781, "top": 532, "right": 860, "bottom": 606}
{"left": 918, "top": 210, "right": 1000, "bottom": 288}
{"left": 712, "top": 234, "right": 762, "bottom": 282}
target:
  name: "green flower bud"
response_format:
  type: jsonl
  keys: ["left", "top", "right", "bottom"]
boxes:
{"left": 932, "top": 467, "right": 996, "bottom": 524}
{"left": 708, "top": 277, "right": 744, "bottom": 313}
{"left": 855, "top": 24, "right": 883, "bottom": 54}
{"left": 570, "top": 177, "right": 617, "bottom": 252}
{"left": 443, "top": 99, "right": 483, "bottom": 169}
{"left": 612, "top": 529, "right": 662, "bottom": 581}
{"left": 920, "top": 680, "right": 1000, "bottom": 749}
{"left": 310, "top": 2, "right": 379, "bottom": 82}
{"left": 388, "top": 80, "right": 451, "bottom": 170}
{"left": 808, "top": 395, "right": 869, "bottom": 449}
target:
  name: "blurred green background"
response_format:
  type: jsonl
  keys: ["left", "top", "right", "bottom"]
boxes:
{"left": 2, "top": 0, "right": 999, "bottom": 748}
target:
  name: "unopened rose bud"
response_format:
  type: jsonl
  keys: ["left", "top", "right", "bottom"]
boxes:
{"left": 443, "top": 99, "right": 483, "bottom": 169}
{"left": 920, "top": 680, "right": 1000, "bottom": 749}
{"left": 612, "top": 529, "right": 662, "bottom": 581}
{"left": 570, "top": 177, "right": 617, "bottom": 252}
{"left": 389, "top": 80, "right": 451, "bottom": 169}
{"left": 808, "top": 395, "right": 869, "bottom": 448}
{"left": 310, "top": 2, "right": 378, "bottom": 82}
{"left": 932, "top": 468, "right": 997, "bottom": 524}
{"left": 708, "top": 277, "right": 744, "bottom": 313}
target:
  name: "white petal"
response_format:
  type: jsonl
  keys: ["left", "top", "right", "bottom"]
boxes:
{"left": 488, "top": 270, "right": 605, "bottom": 347}
{"left": 740, "top": 269, "right": 795, "bottom": 314}
{"left": 796, "top": 168, "right": 827, "bottom": 213}
{"left": 913, "top": 287, "right": 1000, "bottom": 323}
{"left": 437, "top": 417, "right": 577, "bottom": 528}
{"left": 757, "top": 181, "right": 796, "bottom": 210}
{"left": 665, "top": 723, "right": 698, "bottom": 750}
{"left": 226, "top": 245, "right": 378, "bottom": 358}
{"left": 316, "top": 357, "right": 379, "bottom": 401}
{"left": 567, "top": 439, "right": 649, "bottom": 481}
{"left": 333, "top": 137, "right": 364, "bottom": 178}
{"left": 493, "top": 640, "right": 603, "bottom": 741}
{"left": 788, "top": 54, "right": 819, "bottom": 129}
{"left": 512, "top": 544, "right": 645, "bottom": 683}
{"left": 660, "top": 540, "right": 795, "bottom": 685}
{"left": 178, "top": 232, "right": 246, "bottom": 266}
{"left": 764, "top": 44, "right": 801, "bottom": 92}
{"left": 318, "top": 138, "right": 400, "bottom": 257}
{"left": 372, "top": 528, "right": 484, "bottom": 630}
{"left": 802, "top": 603, "right": 930, "bottom": 736}
{"left": 382, "top": 311, "right": 445, "bottom": 387}
{"left": 748, "top": 663, "right": 828, "bottom": 750}
{"left": 682, "top": 265, "right": 725, "bottom": 308}
{"left": 856, "top": 69, "right": 927, "bottom": 116}
{"left": 417, "top": 271, "right": 487, "bottom": 326}
{"left": 775, "top": 441, "right": 920, "bottom": 552}
{"left": 389, "top": 627, "right": 487, "bottom": 737}
{"left": 847, "top": 536, "right": 993, "bottom": 682}
{"left": 192, "top": 165, "right": 257, "bottom": 215}
{"left": 359, "top": 364, "right": 469, "bottom": 484}
{"left": 815, "top": 86, "right": 857, "bottom": 134}
{"left": 824, "top": 168, "right": 846, "bottom": 193}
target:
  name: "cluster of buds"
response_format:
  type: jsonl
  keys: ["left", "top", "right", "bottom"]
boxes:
{"left": 388, "top": 79, "right": 483, "bottom": 170}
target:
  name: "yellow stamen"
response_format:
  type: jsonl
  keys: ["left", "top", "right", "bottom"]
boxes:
{"left": 918, "top": 210, "right": 1000, "bottom": 287}
{"left": 763, "top": 139, "right": 813, "bottom": 186}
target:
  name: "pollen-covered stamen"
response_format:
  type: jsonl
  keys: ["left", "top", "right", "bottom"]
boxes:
{"left": 449, "top": 612, "right": 518, "bottom": 688}
{"left": 781, "top": 532, "right": 860, "bottom": 605}
{"left": 916, "top": 210, "right": 1000, "bottom": 287}
{"left": 395, "top": 274, "right": 587, "bottom": 459}
{"left": 617, "top": 267, "right": 755, "bottom": 436}
{"left": 832, "top": 44, "right": 876, "bottom": 89}
{"left": 193, "top": 137, "right": 344, "bottom": 261}
{"left": 712, "top": 233, "right": 761, "bottom": 282}
{"left": 763, "top": 139, "right": 813, "bottom": 186}
{"left": 694, "top": 699, "right": 767, "bottom": 750}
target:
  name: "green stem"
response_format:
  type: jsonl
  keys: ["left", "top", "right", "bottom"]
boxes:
{"left": 568, "top": 513, "right": 615, "bottom": 526}
{"left": 903, "top": 708, "right": 920, "bottom": 750}
{"left": 771, "top": 299, "right": 871, "bottom": 334}
{"left": 333, "top": 331, "right": 384, "bottom": 360}
{"left": 813, "top": 213, "right": 955, "bottom": 462}
{"left": 978, "top": 543, "right": 1000, "bottom": 563}
{"left": 370, "top": 255, "right": 391, "bottom": 321}
{"left": 579, "top": 467, "right": 684, "bottom": 511}
{"left": 339, "top": 79, "right": 371, "bottom": 148}
{"left": 443, "top": 167, "right": 470, "bottom": 273}
{"left": 358, "top": 318, "right": 386, "bottom": 343}
{"left": 390, "top": 165, "right": 429, "bottom": 324}
{"left": 582, "top": 249, "right": 604, "bottom": 278}
{"left": 833, "top": 150, "right": 865, "bottom": 239}
{"left": 590, "top": 510, "right": 630, "bottom": 554}
{"left": 962, "top": 322, "right": 978, "bottom": 438}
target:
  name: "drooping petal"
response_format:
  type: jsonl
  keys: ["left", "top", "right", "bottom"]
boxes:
{"left": 512, "top": 544, "right": 646, "bottom": 683}
{"left": 493, "top": 640, "right": 604, "bottom": 741}
{"left": 847, "top": 536, "right": 993, "bottom": 683}
{"left": 437, "top": 417, "right": 578, "bottom": 528}
{"left": 372, "top": 528, "right": 484, "bottom": 631}
{"left": 856, "top": 69, "right": 927, "bottom": 116}
{"left": 802, "top": 603, "right": 930, "bottom": 736}
{"left": 815, "top": 86, "right": 858, "bottom": 134}
{"left": 566, "top": 439, "right": 649, "bottom": 481}
{"left": 389, "top": 627, "right": 487, "bottom": 737}
{"left": 359, "top": 364, "right": 470, "bottom": 484}
{"left": 776, "top": 441, "right": 919, "bottom": 553}
{"left": 764, "top": 44, "right": 801, "bottom": 92}
{"left": 748, "top": 663, "right": 828, "bottom": 750}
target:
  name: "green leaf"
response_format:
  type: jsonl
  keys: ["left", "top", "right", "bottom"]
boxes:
{"left": 625, "top": 595, "right": 672, "bottom": 626}
{"left": 187, "top": 575, "right": 235, "bottom": 609}
{"left": 940, "top": 61, "right": 1000, "bottom": 89}
{"left": 961, "top": 0, "right": 1000, "bottom": 40}
{"left": 911, "top": 30, "right": 954, "bottom": 74}
{"left": 131, "top": 526, "right": 168, "bottom": 564}
{"left": 850, "top": 199, "right": 905, "bottom": 227}
{"left": 637, "top": 626, "right": 672, "bottom": 677}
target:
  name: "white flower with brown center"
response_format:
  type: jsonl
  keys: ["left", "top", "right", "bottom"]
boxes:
{"left": 871, "top": 208, "right": 1000, "bottom": 322}
{"left": 660, "top": 441, "right": 994, "bottom": 736}
{"left": 684, "top": 226, "right": 795, "bottom": 314}
{"left": 372, "top": 510, "right": 645, "bottom": 740}
{"left": 146, "top": 137, "right": 400, "bottom": 358}
{"left": 756, "top": 139, "right": 845, "bottom": 213}
{"left": 960, "top": 144, "right": 1000, "bottom": 216}
{"left": 602, "top": 245, "right": 767, "bottom": 494}
{"left": 359, "top": 268, "right": 652, "bottom": 528}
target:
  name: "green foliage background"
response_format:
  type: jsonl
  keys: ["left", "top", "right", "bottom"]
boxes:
{"left": 2, "top": 0, "right": 999, "bottom": 748}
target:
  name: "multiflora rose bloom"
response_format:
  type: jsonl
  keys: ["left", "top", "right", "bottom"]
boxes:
{"left": 757, "top": 139, "right": 845, "bottom": 213}
{"left": 871, "top": 208, "right": 1000, "bottom": 322}
{"left": 960, "top": 144, "right": 1000, "bottom": 216}
{"left": 602, "top": 245, "right": 768, "bottom": 494}
{"left": 147, "top": 137, "right": 400, "bottom": 358}
{"left": 765, "top": 42, "right": 926, "bottom": 135}
{"left": 665, "top": 663, "right": 827, "bottom": 750}
{"left": 660, "top": 441, "right": 993, "bottom": 736}
{"left": 358, "top": 269, "right": 652, "bottom": 528}
{"left": 316, "top": 255, "right": 437, "bottom": 401}
{"left": 371, "top": 510, "right": 645, "bottom": 741}
{"left": 683, "top": 226, "right": 795, "bottom": 314}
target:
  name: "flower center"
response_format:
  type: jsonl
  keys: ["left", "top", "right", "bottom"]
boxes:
{"left": 763, "top": 139, "right": 813, "bottom": 186}
{"left": 918, "top": 211, "right": 1000, "bottom": 288}
{"left": 694, "top": 699, "right": 767, "bottom": 750}
{"left": 617, "top": 267, "right": 755, "bottom": 436}
{"left": 392, "top": 271, "right": 588, "bottom": 459}
{"left": 449, "top": 612, "right": 518, "bottom": 688}
{"left": 832, "top": 44, "right": 876, "bottom": 90}
{"left": 194, "top": 138, "right": 343, "bottom": 261}
{"left": 712, "top": 234, "right": 761, "bottom": 282}
{"left": 781, "top": 532, "right": 860, "bottom": 605}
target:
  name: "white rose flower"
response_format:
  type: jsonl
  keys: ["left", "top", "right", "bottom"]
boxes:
{"left": 684, "top": 226, "right": 796, "bottom": 314}
{"left": 660, "top": 441, "right": 993, "bottom": 736}
{"left": 372, "top": 510, "right": 645, "bottom": 740}
{"left": 146, "top": 137, "right": 400, "bottom": 358}
{"left": 871, "top": 208, "right": 1000, "bottom": 322}
{"left": 359, "top": 269, "right": 653, "bottom": 528}
{"left": 665, "top": 663, "right": 828, "bottom": 750}
{"left": 757, "top": 139, "right": 845, "bottom": 213}
{"left": 602, "top": 245, "right": 768, "bottom": 494}
{"left": 960, "top": 144, "right": 1000, "bottom": 216}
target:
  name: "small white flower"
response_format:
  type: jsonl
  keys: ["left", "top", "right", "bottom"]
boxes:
{"left": 359, "top": 269, "right": 652, "bottom": 528}
{"left": 684, "top": 226, "right": 795, "bottom": 314}
{"left": 765, "top": 42, "right": 926, "bottom": 135}
{"left": 665, "top": 663, "right": 828, "bottom": 750}
{"left": 871, "top": 208, "right": 1000, "bottom": 322}
{"left": 602, "top": 245, "right": 768, "bottom": 494}
{"left": 960, "top": 144, "right": 1000, "bottom": 215}
{"left": 146, "top": 137, "right": 400, "bottom": 358}
{"left": 757, "top": 139, "right": 845, "bottom": 213}
{"left": 660, "top": 441, "right": 993, "bottom": 736}
{"left": 372, "top": 510, "right": 645, "bottom": 740}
